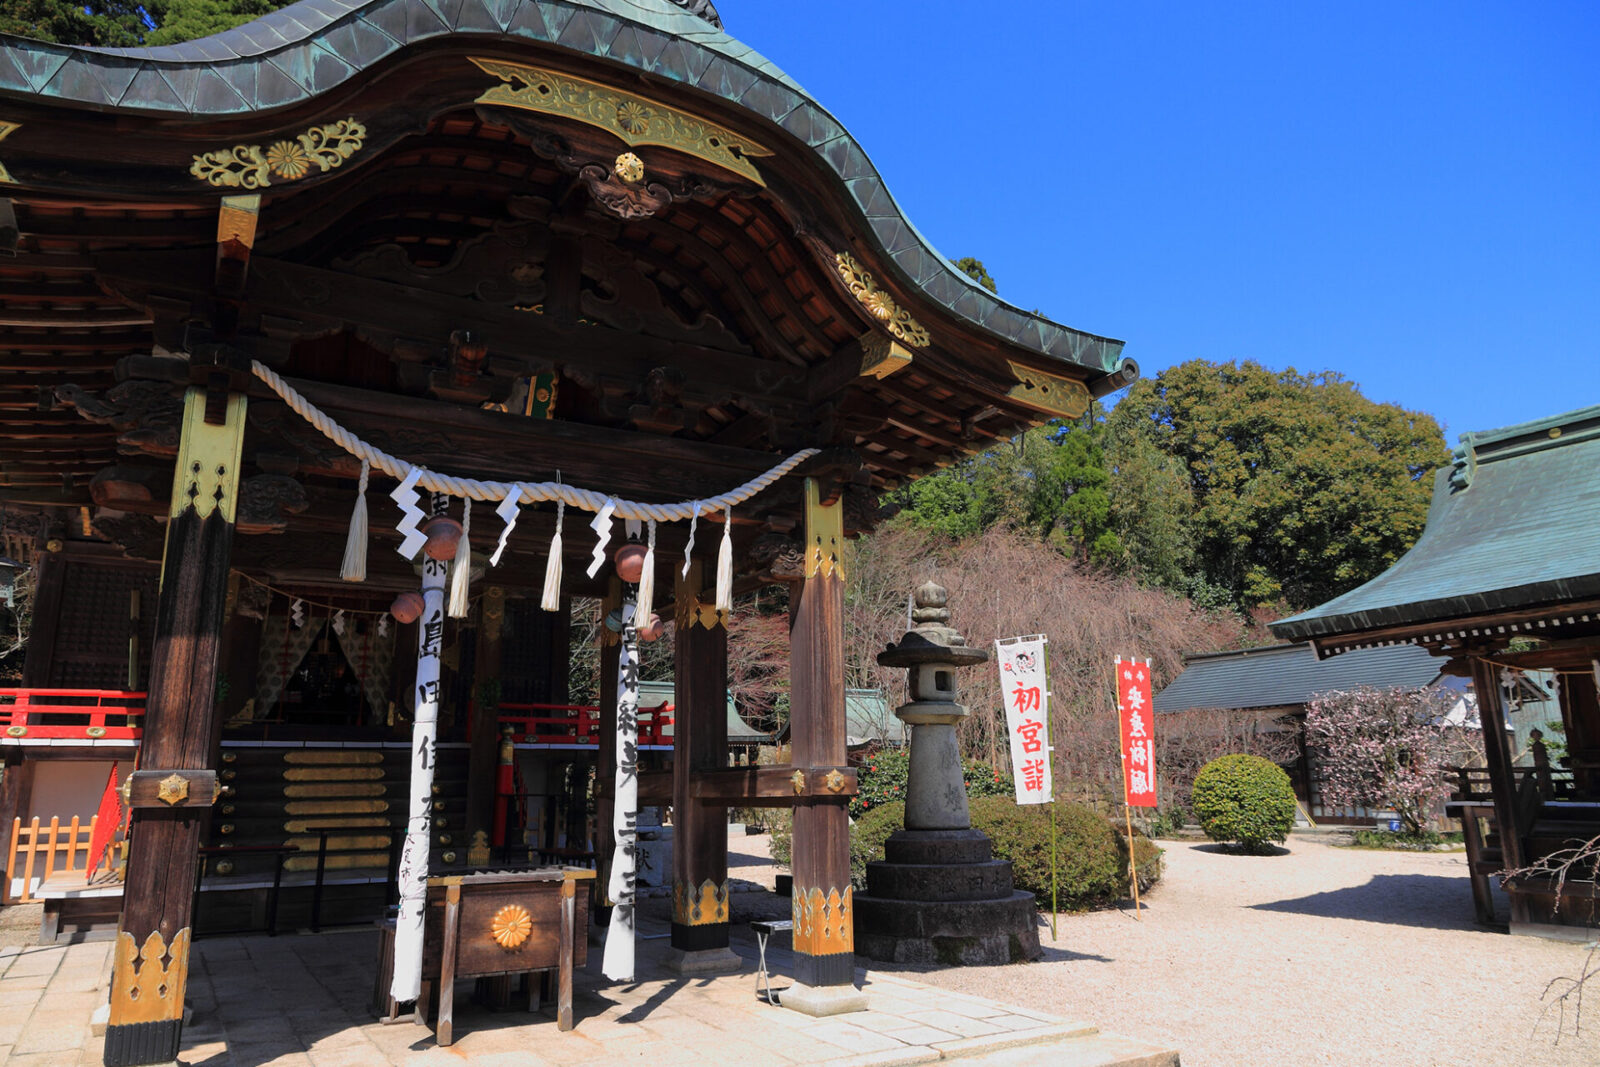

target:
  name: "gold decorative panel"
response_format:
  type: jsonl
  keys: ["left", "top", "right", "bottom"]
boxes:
{"left": 283, "top": 750, "right": 383, "bottom": 764}
{"left": 191, "top": 117, "right": 366, "bottom": 189}
{"left": 285, "top": 782, "right": 386, "bottom": 798}
{"left": 791, "top": 885, "right": 853, "bottom": 956}
{"left": 672, "top": 878, "right": 729, "bottom": 926}
{"left": 859, "top": 332, "right": 913, "bottom": 379}
{"left": 491, "top": 904, "right": 534, "bottom": 949}
{"left": 0, "top": 121, "right": 18, "bottom": 184}
{"left": 284, "top": 799, "right": 389, "bottom": 816}
{"left": 284, "top": 767, "right": 384, "bottom": 782}
{"left": 834, "top": 253, "right": 929, "bottom": 348}
{"left": 1004, "top": 360, "right": 1091, "bottom": 419}
{"left": 803, "top": 478, "right": 844, "bottom": 581}
{"left": 170, "top": 389, "right": 247, "bottom": 523}
{"left": 110, "top": 928, "right": 190, "bottom": 1025}
{"left": 471, "top": 57, "right": 772, "bottom": 186}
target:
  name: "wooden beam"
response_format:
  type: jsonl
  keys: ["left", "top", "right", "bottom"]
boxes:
{"left": 689, "top": 766, "right": 858, "bottom": 804}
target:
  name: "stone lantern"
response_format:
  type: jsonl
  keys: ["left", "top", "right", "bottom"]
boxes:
{"left": 853, "top": 581, "right": 1041, "bottom": 965}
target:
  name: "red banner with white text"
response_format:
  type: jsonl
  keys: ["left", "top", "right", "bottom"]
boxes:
{"left": 1116, "top": 657, "right": 1158, "bottom": 808}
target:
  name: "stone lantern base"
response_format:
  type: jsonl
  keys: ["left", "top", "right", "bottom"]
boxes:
{"left": 853, "top": 828, "right": 1041, "bottom": 966}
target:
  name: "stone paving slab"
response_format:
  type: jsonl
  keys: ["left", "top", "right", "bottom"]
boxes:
{"left": 0, "top": 920, "right": 1175, "bottom": 1067}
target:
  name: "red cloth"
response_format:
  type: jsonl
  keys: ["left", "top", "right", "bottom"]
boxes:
{"left": 84, "top": 762, "right": 121, "bottom": 881}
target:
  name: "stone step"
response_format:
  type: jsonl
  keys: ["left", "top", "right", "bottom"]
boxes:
{"left": 942, "top": 1029, "right": 1180, "bottom": 1067}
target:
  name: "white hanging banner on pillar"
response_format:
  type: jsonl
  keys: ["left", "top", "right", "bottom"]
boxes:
{"left": 389, "top": 555, "right": 447, "bottom": 1003}
{"left": 602, "top": 592, "right": 640, "bottom": 981}
{"left": 995, "top": 634, "right": 1053, "bottom": 805}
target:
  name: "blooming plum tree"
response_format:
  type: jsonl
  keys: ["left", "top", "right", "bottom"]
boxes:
{"left": 1304, "top": 685, "right": 1483, "bottom": 835}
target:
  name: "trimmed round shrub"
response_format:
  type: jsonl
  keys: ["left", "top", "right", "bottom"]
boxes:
{"left": 847, "top": 797, "right": 1162, "bottom": 910}
{"left": 1191, "top": 754, "right": 1297, "bottom": 853}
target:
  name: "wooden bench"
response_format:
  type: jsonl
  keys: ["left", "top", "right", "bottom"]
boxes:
{"left": 376, "top": 867, "right": 594, "bottom": 1046}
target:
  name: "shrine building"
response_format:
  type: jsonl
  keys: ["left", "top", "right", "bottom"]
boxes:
{"left": 0, "top": 1, "right": 1135, "bottom": 1063}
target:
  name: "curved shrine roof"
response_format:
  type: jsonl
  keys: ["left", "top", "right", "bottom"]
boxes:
{"left": 0, "top": 0, "right": 1127, "bottom": 378}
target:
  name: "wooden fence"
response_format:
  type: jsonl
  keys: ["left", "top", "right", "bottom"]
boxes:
{"left": 3, "top": 815, "right": 118, "bottom": 904}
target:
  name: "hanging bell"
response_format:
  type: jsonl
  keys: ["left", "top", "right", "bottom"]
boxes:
{"left": 390, "top": 591, "right": 426, "bottom": 624}
{"left": 614, "top": 540, "right": 647, "bottom": 584}
{"left": 421, "top": 515, "right": 463, "bottom": 562}
{"left": 637, "top": 613, "right": 665, "bottom": 643}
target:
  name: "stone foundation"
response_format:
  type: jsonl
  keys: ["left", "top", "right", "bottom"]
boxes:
{"left": 853, "top": 828, "right": 1041, "bottom": 966}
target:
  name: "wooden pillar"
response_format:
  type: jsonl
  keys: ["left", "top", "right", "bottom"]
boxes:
{"left": 665, "top": 563, "right": 738, "bottom": 973}
{"left": 19, "top": 546, "right": 66, "bottom": 687}
{"left": 0, "top": 749, "right": 33, "bottom": 904}
{"left": 466, "top": 586, "right": 506, "bottom": 855}
{"left": 1468, "top": 655, "right": 1528, "bottom": 924}
{"left": 106, "top": 382, "right": 246, "bottom": 1067}
{"left": 784, "top": 478, "right": 864, "bottom": 1012}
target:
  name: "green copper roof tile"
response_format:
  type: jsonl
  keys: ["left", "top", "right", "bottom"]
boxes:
{"left": 1154, "top": 643, "right": 1444, "bottom": 714}
{"left": 46, "top": 54, "right": 114, "bottom": 105}
{"left": 126, "top": 66, "right": 185, "bottom": 110}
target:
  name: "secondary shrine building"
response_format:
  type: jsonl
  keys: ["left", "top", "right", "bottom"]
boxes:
{"left": 0, "top": 1, "right": 1133, "bottom": 1063}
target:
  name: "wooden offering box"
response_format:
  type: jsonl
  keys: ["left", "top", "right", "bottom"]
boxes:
{"left": 420, "top": 867, "right": 594, "bottom": 1045}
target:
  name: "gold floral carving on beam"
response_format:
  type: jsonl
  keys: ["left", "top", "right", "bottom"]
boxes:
{"left": 1003, "top": 359, "right": 1092, "bottom": 420}
{"left": 0, "top": 120, "right": 18, "bottom": 184}
{"left": 791, "top": 886, "right": 853, "bottom": 955}
{"left": 790, "top": 769, "right": 807, "bottom": 794}
{"left": 157, "top": 773, "right": 190, "bottom": 806}
{"left": 673, "top": 878, "right": 729, "bottom": 926}
{"left": 470, "top": 57, "right": 772, "bottom": 187}
{"left": 614, "top": 152, "right": 645, "bottom": 184}
{"left": 823, "top": 769, "right": 846, "bottom": 793}
{"left": 859, "top": 331, "right": 913, "bottom": 379}
{"left": 191, "top": 117, "right": 367, "bottom": 189}
{"left": 490, "top": 904, "right": 534, "bottom": 950}
{"left": 110, "top": 928, "right": 191, "bottom": 1025}
{"left": 834, "top": 253, "right": 929, "bottom": 348}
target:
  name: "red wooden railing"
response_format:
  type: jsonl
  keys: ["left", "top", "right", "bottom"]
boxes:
{"left": 0, "top": 689, "right": 146, "bottom": 741}
{"left": 496, "top": 701, "right": 673, "bottom": 748}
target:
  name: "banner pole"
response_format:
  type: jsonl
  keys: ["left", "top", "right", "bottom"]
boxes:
{"left": 1049, "top": 799, "right": 1058, "bottom": 941}
{"left": 1125, "top": 802, "right": 1142, "bottom": 919}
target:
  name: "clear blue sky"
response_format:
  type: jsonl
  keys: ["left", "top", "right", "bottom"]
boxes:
{"left": 725, "top": 2, "right": 1598, "bottom": 442}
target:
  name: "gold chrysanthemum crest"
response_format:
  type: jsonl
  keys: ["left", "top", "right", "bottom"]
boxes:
{"left": 191, "top": 118, "right": 367, "bottom": 189}
{"left": 833, "top": 253, "right": 929, "bottom": 348}
{"left": 490, "top": 904, "right": 533, "bottom": 950}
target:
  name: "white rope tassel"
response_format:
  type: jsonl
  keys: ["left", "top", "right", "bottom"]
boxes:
{"left": 341, "top": 459, "right": 370, "bottom": 582}
{"left": 636, "top": 519, "right": 657, "bottom": 624}
{"left": 715, "top": 508, "right": 733, "bottom": 613}
{"left": 448, "top": 498, "right": 472, "bottom": 619}
{"left": 541, "top": 499, "right": 565, "bottom": 613}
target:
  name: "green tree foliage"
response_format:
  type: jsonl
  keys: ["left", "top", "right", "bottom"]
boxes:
{"left": 1107, "top": 359, "right": 1447, "bottom": 608}
{"left": 0, "top": 0, "right": 292, "bottom": 47}
{"left": 0, "top": 0, "right": 150, "bottom": 47}
{"left": 953, "top": 257, "right": 998, "bottom": 294}
{"left": 896, "top": 418, "right": 1122, "bottom": 566}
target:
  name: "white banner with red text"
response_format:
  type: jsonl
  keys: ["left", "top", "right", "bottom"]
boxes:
{"left": 996, "top": 634, "right": 1053, "bottom": 805}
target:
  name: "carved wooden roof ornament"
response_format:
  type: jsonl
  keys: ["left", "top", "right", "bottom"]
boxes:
{"left": 834, "top": 253, "right": 930, "bottom": 348}
{"left": 471, "top": 58, "right": 773, "bottom": 187}
{"left": 190, "top": 118, "right": 367, "bottom": 189}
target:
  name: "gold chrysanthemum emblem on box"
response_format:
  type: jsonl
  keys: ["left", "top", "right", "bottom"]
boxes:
{"left": 490, "top": 904, "right": 533, "bottom": 950}
{"left": 191, "top": 118, "right": 367, "bottom": 189}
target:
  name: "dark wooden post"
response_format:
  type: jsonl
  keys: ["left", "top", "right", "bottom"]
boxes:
{"left": 1468, "top": 655, "right": 1527, "bottom": 924}
{"left": 106, "top": 377, "right": 246, "bottom": 1067}
{"left": 19, "top": 543, "right": 66, "bottom": 687}
{"left": 783, "top": 477, "right": 865, "bottom": 1013}
{"left": 665, "top": 562, "right": 739, "bottom": 973}
{"left": 466, "top": 585, "right": 506, "bottom": 860}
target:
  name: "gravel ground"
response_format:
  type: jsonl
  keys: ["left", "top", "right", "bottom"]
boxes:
{"left": 886, "top": 835, "right": 1600, "bottom": 1067}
